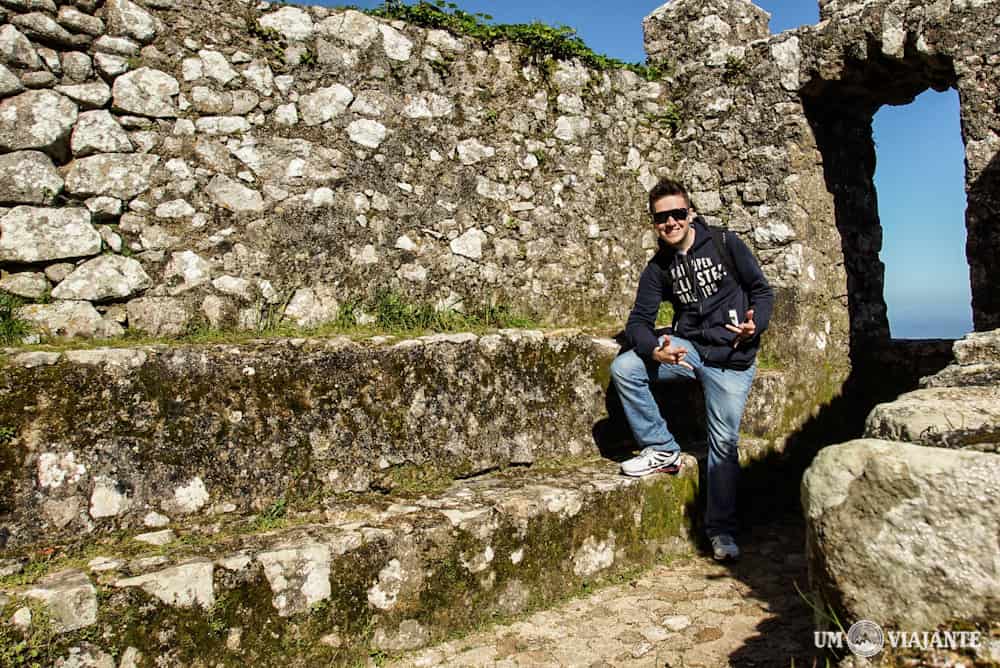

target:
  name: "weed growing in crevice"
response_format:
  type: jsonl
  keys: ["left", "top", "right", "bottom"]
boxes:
{"left": 362, "top": 289, "right": 536, "bottom": 334}
{"left": 0, "top": 602, "right": 58, "bottom": 668}
{"left": 0, "top": 292, "right": 31, "bottom": 345}
{"left": 253, "top": 497, "right": 288, "bottom": 531}
{"left": 247, "top": 16, "right": 288, "bottom": 68}
{"left": 645, "top": 102, "right": 682, "bottom": 135}
{"left": 5, "top": 290, "right": 536, "bottom": 352}
{"left": 722, "top": 54, "right": 750, "bottom": 84}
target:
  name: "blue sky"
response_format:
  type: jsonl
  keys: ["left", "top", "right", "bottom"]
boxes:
{"left": 316, "top": 1, "right": 971, "bottom": 339}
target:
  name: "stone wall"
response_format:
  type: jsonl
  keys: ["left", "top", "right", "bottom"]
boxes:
{"left": 639, "top": 0, "right": 1000, "bottom": 442}
{"left": 1, "top": 0, "right": 998, "bottom": 519}
{"left": 0, "top": 0, "right": 682, "bottom": 339}
{"left": 0, "top": 330, "right": 793, "bottom": 549}
{"left": 645, "top": 0, "right": 999, "bottom": 345}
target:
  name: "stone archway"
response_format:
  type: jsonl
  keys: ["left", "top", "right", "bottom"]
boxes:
{"left": 801, "top": 47, "right": 959, "bottom": 346}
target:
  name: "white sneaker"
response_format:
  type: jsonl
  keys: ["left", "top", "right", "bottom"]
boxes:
{"left": 710, "top": 534, "right": 740, "bottom": 561}
{"left": 620, "top": 448, "right": 681, "bottom": 477}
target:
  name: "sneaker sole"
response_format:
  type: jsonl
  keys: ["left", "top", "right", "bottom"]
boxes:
{"left": 621, "top": 463, "right": 680, "bottom": 477}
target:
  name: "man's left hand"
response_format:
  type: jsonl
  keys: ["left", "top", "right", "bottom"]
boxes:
{"left": 725, "top": 309, "right": 756, "bottom": 348}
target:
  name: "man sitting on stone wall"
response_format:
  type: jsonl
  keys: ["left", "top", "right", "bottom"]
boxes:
{"left": 610, "top": 178, "right": 774, "bottom": 561}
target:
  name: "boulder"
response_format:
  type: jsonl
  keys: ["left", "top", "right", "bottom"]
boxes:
{"left": 0, "top": 24, "right": 41, "bottom": 68}
{"left": 71, "top": 110, "right": 133, "bottom": 157}
{"left": 0, "top": 63, "right": 24, "bottom": 97}
{"left": 206, "top": 175, "right": 264, "bottom": 213}
{"left": 61, "top": 52, "right": 94, "bottom": 82}
{"left": 55, "top": 81, "right": 112, "bottom": 109}
{"left": 94, "top": 35, "right": 140, "bottom": 56}
{"left": 112, "top": 67, "right": 179, "bottom": 118}
{"left": 864, "top": 385, "right": 1000, "bottom": 449}
{"left": 106, "top": 0, "right": 159, "bottom": 43}
{"left": 284, "top": 286, "right": 339, "bottom": 327}
{"left": 24, "top": 570, "right": 98, "bottom": 632}
{"left": 57, "top": 6, "right": 105, "bottom": 37}
{"left": 0, "top": 272, "right": 49, "bottom": 298}
{"left": 11, "top": 12, "right": 77, "bottom": 47}
{"left": 0, "top": 207, "right": 99, "bottom": 262}
{"left": 115, "top": 560, "right": 214, "bottom": 608}
{"left": 198, "top": 50, "right": 238, "bottom": 85}
{"left": 346, "top": 118, "right": 386, "bottom": 148}
{"left": 256, "top": 545, "right": 331, "bottom": 616}
{"left": 316, "top": 10, "right": 380, "bottom": 48}
{"left": 126, "top": 296, "right": 192, "bottom": 336}
{"left": 379, "top": 24, "right": 413, "bottom": 61}
{"left": 0, "top": 150, "right": 63, "bottom": 205}
{"left": 162, "top": 250, "right": 212, "bottom": 294}
{"left": 259, "top": 6, "right": 314, "bottom": 41}
{"left": 802, "top": 439, "right": 1000, "bottom": 630}
{"left": 298, "top": 84, "right": 353, "bottom": 126}
{"left": 51, "top": 255, "right": 152, "bottom": 301}
{"left": 0, "top": 90, "right": 78, "bottom": 158}
{"left": 954, "top": 329, "right": 1000, "bottom": 365}
{"left": 64, "top": 153, "right": 159, "bottom": 199}
{"left": 19, "top": 301, "right": 124, "bottom": 339}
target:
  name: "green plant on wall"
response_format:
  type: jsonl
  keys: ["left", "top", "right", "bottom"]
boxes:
{"left": 368, "top": 0, "right": 664, "bottom": 80}
{"left": 0, "top": 292, "right": 31, "bottom": 345}
{"left": 0, "top": 602, "right": 58, "bottom": 667}
{"left": 722, "top": 54, "right": 750, "bottom": 84}
{"left": 646, "top": 102, "right": 682, "bottom": 135}
{"left": 247, "top": 16, "right": 288, "bottom": 66}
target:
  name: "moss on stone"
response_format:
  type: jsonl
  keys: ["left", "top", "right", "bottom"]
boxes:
{"left": 640, "top": 473, "right": 698, "bottom": 546}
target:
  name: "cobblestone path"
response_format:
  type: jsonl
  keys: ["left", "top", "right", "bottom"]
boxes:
{"left": 391, "top": 516, "right": 823, "bottom": 668}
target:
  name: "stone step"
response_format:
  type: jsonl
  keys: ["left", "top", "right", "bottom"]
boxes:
{"left": 919, "top": 329, "right": 1000, "bottom": 389}
{"left": 387, "top": 515, "right": 818, "bottom": 667}
{"left": 864, "top": 385, "right": 1000, "bottom": 452}
{"left": 0, "top": 458, "right": 699, "bottom": 667}
{"left": 0, "top": 329, "right": 792, "bottom": 551}
{"left": 921, "top": 361, "right": 1000, "bottom": 389}
{"left": 953, "top": 329, "right": 1000, "bottom": 365}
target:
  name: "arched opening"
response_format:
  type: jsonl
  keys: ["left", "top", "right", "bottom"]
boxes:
{"left": 800, "top": 49, "right": 959, "bottom": 349}
{"left": 873, "top": 89, "right": 972, "bottom": 340}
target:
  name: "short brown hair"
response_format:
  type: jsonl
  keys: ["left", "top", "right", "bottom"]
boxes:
{"left": 648, "top": 178, "right": 691, "bottom": 213}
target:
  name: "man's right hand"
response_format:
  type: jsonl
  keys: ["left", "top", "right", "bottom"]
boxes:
{"left": 652, "top": 335, "right": 693, "bottom": 370}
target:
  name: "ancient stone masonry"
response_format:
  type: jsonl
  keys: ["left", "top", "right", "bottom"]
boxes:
{"left": 0, "top": 456, "right": 699, "bottom": 666}
{"left": 2, "top": 0, "right": 1000, "bottom": 664}
{"left": 0, "top": 329, "right": 789, "bottom": 547}
{"left": 0, "top": 0, "right": 992, "bottom": 438}
{"left": 0, "top": 0, "right": 683, "bottom": 339}
{"left": 803, "top": 328, "right": 1000, "bottom": 667}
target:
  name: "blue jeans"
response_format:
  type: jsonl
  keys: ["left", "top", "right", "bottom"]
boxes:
{"left": 609, "top": 336, "right": 756, "bottom": 537}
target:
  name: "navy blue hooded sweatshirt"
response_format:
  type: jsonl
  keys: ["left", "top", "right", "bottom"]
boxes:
{"left": 625, "top": 218, "right": 774, "bottom": 370}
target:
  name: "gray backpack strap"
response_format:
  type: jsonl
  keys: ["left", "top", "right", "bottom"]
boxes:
{"left": 708, "top": 225, "right": 740, "bottom": 286}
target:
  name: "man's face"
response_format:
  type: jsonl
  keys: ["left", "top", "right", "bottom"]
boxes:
{"left": 651, "top": 194, "right": 692, "bottom": 248}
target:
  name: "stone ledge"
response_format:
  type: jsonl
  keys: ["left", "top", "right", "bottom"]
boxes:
{"left": 0, "top": 459, "right": 698, "bottom": 666}
{"left": 864, "top": 385, "right": 1000, "bottom": 450}
{"left": 0, "top": 329, "right": 790, "bottom": 549}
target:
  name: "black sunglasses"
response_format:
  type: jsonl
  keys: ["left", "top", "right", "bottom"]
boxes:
{"left": 652, "top": 208, "right": 689, "bottom": 225}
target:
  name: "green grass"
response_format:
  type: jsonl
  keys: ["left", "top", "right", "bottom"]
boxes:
{"left": 0, "top": 601, "right": 59, "bottom": 668}
{"left": 0, "top": 292, "right": 31, "bottom": 345}
{"left": 2, "top": 291, "right": 539, "bottom": 353}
